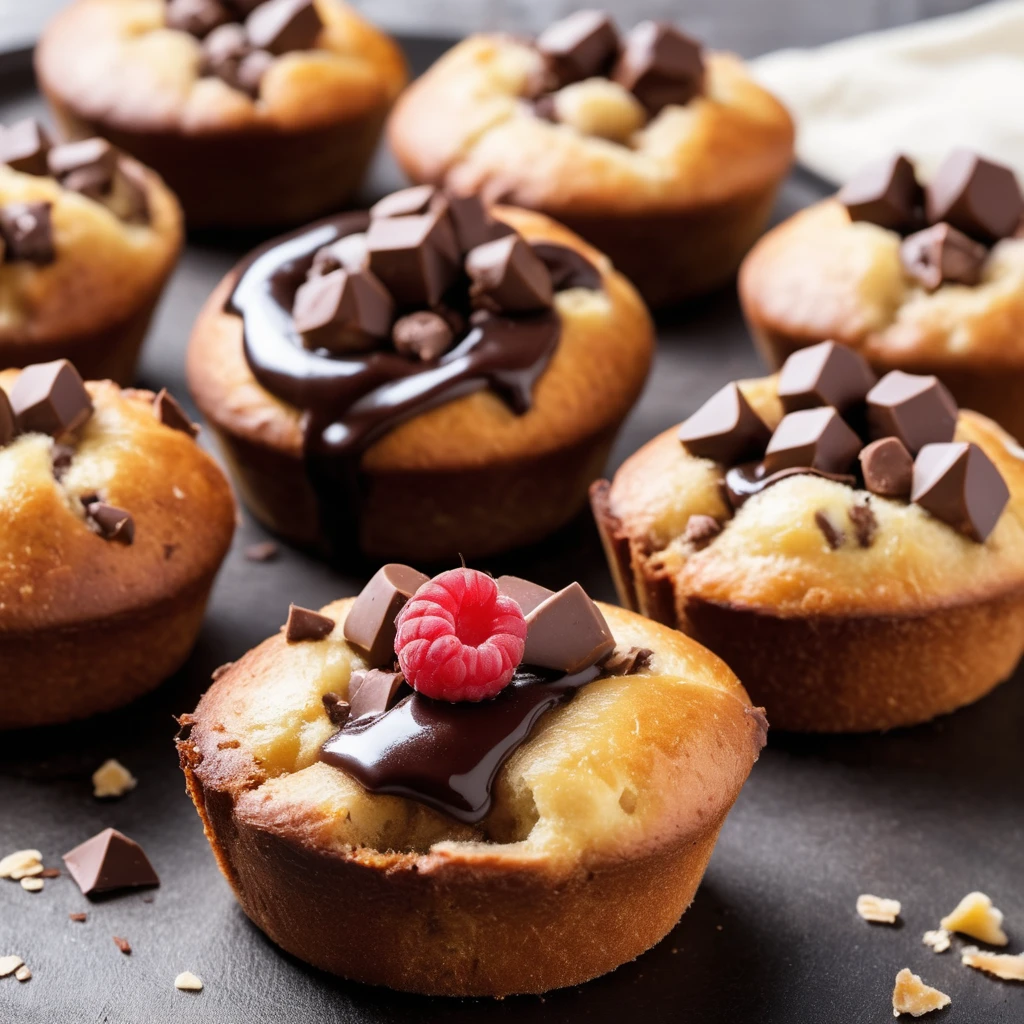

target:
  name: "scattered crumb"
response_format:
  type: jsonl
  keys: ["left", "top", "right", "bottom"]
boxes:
{"left": 244, "top": 541, "right": 279, "bottom": 562}
{"left": 216, "top": 740, "right": 240, "bottom": 750}
{"left": 923, "top": 929, "right": 951, "bottom": 953}
{"left": 69, "top": 912, "right": 87, "bottom": 923}
{"left": 962, "top": 946, "right": 1024, "bottom": 981}
{"left": 0, "top": 850, "right": 43, "bottom": 880}
{"left": 14, "top": 965, "right": 31, "bottom": 982}
{"left": 40, "top": 868, "right": 60, "bottom": 879}
{"left": 858, "top": 894, "right": 902, "bottom": 924}
{"left": 940, "top": 892, "right": 1007, "bottom": 946}
{"left": 0, "top": 956, "right": 23, "bottom": 977}
{"left": 892, "top": 968, "right": 951, "bottom": 1016}
{"left": 92, "top": 759, "right": 137, "bottom": 799}
{"left": 113, "top": 936, "right": 131, "bottom": 955}
{"left": 172, "top": 487, "right": 185, "bottom": 500}
{"left": 20, "top": 877, "right": 43, "bottom": 892}
{"left": 175, "top": 971, "right": 203, "bottom": 992}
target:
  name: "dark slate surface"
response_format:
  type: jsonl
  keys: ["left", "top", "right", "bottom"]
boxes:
{"left": 1, "top": 37, "right": 1022, "bottom": 1024}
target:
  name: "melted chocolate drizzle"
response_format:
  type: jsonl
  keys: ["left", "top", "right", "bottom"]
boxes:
{"left": 725, "top": 462, "right": 857, "bottom": 508}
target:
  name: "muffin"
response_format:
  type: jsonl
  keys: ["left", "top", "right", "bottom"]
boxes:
{"left": 0, "top": 119, "right": 182, "bottom": 383}
{"left": 177, "top": 565, "right": 765, "bottom": 995}
{"left": 387, "top": 11, "right": 794, "bottom": 306}
{"left": 36, "top": 0, "right": 407, "bottom": 228}
{"left": 591, "top": 341, "right": 1024, "bottom": 732}
{"left": 740, "top": 148, "right": 1024, "bottom": 443}
{"left": 0, "top": 359, "right": 235, "bottom": 729}
{"left": 186, "top": 186, "right": 653, "bottom": 561}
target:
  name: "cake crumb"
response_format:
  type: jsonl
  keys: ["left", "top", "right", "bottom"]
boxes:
{"left": 14, "top": 965, "right": 31, "bottom": 982}
{"left": 961, "top": 946, "right": 1024, "bottom": 981}
{"left": 923, "top": 929, "right": 951, "bottom": 953}
{"left": 0, "top": 850, "right": 42, "bottom": 880}
{"left": 175, "top": 971, "right": 203, "bottom": 992}
{"left": 0, "top": 956, "right": 23, "bottom": 977}
{"left": 892, "top": 968, "right": 951, "bottom": 1016}
{"left": 857, "top": 894, "right": 902, "bottom": 924}
{"left": 69, "top": 912, "right": 87, "bottom": 923}
{"left": 940, "top": 891, "right": 1007, "bottom": 945}
{"left": 113, "top": 936, "right": 132, "bottom": 955}
{"left": 92, "top": 759, "right": 137, "bottom": 799}
{"left": 20, "top": 877, "right": 43, "bottom": 892}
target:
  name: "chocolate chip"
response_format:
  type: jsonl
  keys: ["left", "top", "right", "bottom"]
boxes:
{"left": 900, "top": 222, "right": 987, "bottom": 291}
{"left": 51, "top": 442, "right": 75, "bottom": 479}
{"left": 926, "top": 148, "right": 1023, "bottom": 243}
{"left": 343, "top": 563, "right": 429, "bottom": 668}
{"left": 244, "top": 541, "right": 279, "bottom": 562}
{"left": 777, "top": 340, "right": 877, "bottom": 413}
{"left": 348, "top": 668, "right": 407, "bottom": 720}
{"left": 153, "top": 388, "right": 199, "bottom": 438}
{"left": 0, "top": 201, "right": 54, "bottom": 264}
{"left": 84, "top": 500, "right": 135, "bottom": 544}
{"left": 0, "top": 118, "right": 52, "bottom": 175}
{"left": 0, "top": 388, "right": 14, "bottom": 447}
{"left": 814, "top": 510, "right": 843, "bottom": 549}
{"left": 366, "top": 213, "right": 459, "bottom": 308}
{"left": 10, "top": 360, "right": 93, "bottom": 437}
{"left": 62, "top": 828, "right": 159, "bottom": 896}
{"left": 446, "top": 193, "right": 513, "bottom": 253}
{"left": 370, "top": 185, "right": 439, "bottom": 220}
{"left": 600, "top": 645, "right": 653, "bottom": 676}
{"left": 522, "top": 582, "right": 615, "bottom": 674}
{"left": 912, "top": 442, "right": 1009, "bottom": 542}
{"left": 466, "top": 234, "right": 554, "bottom": 313}
{"left": 496, "top": 575, "right": 555, "bottom": 616}
{"left": 536, "top": 11, "right": 620, "bottom": 89}
{"left": 165, "top": 0, "right": 231, "bottom": 37}
{"left": 866, "top": 371, "right": 957, "bottom": 454}
{"left": 837, "top": 154, "right": 922, "bottom": 232}
{"left": 235, "top": 48, "right": 275, "bottom": 96}
{"left": 859, "top": 436, "right": 914, "bottom": 498}
{"left": 611, "top": 21, "right": 704, "bottom": 114}
{"left": 848, "top": 500, "right": 877, "bottom": 548}
{"left": 245, "top": 0, "right": 322, "bottom": 55}
{"left": 683, "top": 513, "right": 722, "bottom": 548}
{"left": 321, "top": 692, "right": 351, "bottom": 727}
{"left": 530, "top": 242, "right": 602, "bottom": 291}
{"left": 284, "top": 604, "right": 335, "bottom": 642}
{"left": 764, "top": 407, "right": 862, "bottom": 475}
{"left": 311, "top": 233, "right": 368, "bottom": 276}
{"left": 48, "top": 138, "right": 117, "bottom": 191}
{"left": 679, "top": 383, "right": 771, "bottom": 464}
{"left": 293, "top": 268, "right": 394, "bottom": 353}
{"left": 392, "top": 311, "right": 453, "bottom": 361}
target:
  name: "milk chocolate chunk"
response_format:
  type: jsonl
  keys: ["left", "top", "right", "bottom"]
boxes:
{"left": 322, "top": 692, "right": 351, "bottom": 727}
{"left": 10, "top": 360, "right": 92, "bottom": 437}
{"left": 51, "top": 442, "right": 74, "bottom": 480}
{"left": 285, "top": 604, "right": 335, "bottom": 642}
{"left": 48, "top": 138, "right": 117, "bottom": 191}
{"left": 343, "top": 563, "right": 429, "bottom": 668}
{"left": 523, "top": 582, "right": 615, "bottom": 673}
{"left": 366, "top": 213, "right": 459, "bottom": 308}
{"left": 293, "top": 268, "right": 394, "bottom": 353}
{"left": 777, "top": 340, "right": 877, "bottom": 413}
{"left": 0, "top": 118, "right": 52, "bottom": 176}
{"left": 447, "top": 193, "right": 512, "bottom": 253}
{"left": 348, "top": 668, "right": 407, "bottom": 719}
{"left": 600, "top": 645, "right": 653, "bottom": 676}
{"left": 530, "top": 242, "right": 602, "bottom": 291}
{"left": 763, "top": 407, "right": 862, "bottom": 475}
{"left": 235, "top": 48, "right": 275, "bottom": 95}
{"left": 0, "top": 201, "right": 54, "bottom": 264}
{"left": 678, "top": 383, "right": 771, "bottom": 464}
{"left": 465, "top": 235, "right": 554, "bottom": 313}
{"left": 0, "top": 389, "right": 14, "bottom": 446}
{"left": 84, "top": 500, "right": 135, "bottom": 544}
{"left": 496, "top": 575, "right": 555, "bottom": 616}
{"left": 165, "top": 0, "right": 231, "bottom": 37}
{"left": 866, "top": 371, "right": 957, "bottom": 454}
{"left": 311, "top": 233, "right": 368, "bottom": 276}
{"left": 63, "top": 828, "right": 159, "bottom": 896}
{"left": 612, "top": 22, "right": 704, "bottom": 114}
{"left": 392, "top": 311, "right": 453, "bottom": 361}
{"left": 859, "top": 436, "right": 913, "bottom": 498}
{"left": 370, "top": 185, "right": 439, "bottom": 221}
{"left": 110, "top": 158, "right": 151, "bottom": 224}
{"left": 245, "top": 0, "right": 322, "bottom": 55}
{"left": 153, "top": 388, "right": 199, "bottom": 438}
{"left": 837, "top": 154, "right": 921, "bottom": 232}
{"left": 926, "top": 148, "right": 1024, "bottom": 243}
{"left": 536, "top": 10, "right": 620, "bottom": 88}
{"left": 683, "top": 513, "right": 721, "bottom": 547}
{"left": 900, "top": 222, "right": 987, "bottom": 291}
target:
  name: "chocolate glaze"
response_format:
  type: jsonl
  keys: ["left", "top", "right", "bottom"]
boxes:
{"left": 320, "top": 663, "right": 601, "bottom": 824}
{"left": 725, "top": 462, "right": 856, "bottom": 508}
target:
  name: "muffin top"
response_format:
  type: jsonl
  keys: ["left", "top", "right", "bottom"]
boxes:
{"left": 0, "top": 361, "right": 235, "bottom": 631}
{"left": 36, "top": 0, "right": 407, "bottom": 134}
{"left": 387, "top": 12, "right": 794, "bottom": 216}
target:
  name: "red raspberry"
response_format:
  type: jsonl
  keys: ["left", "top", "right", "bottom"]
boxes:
{"left": 394, "top": 568, "right": 527, "bottom": 702}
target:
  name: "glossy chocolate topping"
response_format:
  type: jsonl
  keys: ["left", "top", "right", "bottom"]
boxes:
{"left": 724, "top": 462, "right": 855, "bottom": 508}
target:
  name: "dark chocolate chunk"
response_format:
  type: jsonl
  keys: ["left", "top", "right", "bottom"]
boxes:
{"left": 293, "top": 268, "right": 394, "bottom": 353}
{"left": 343, "top": 563, "right": 429, "bottom": 668}
{"left": 777, "top": 340, "right": 877, "bottom": 413}
{"left": 678, "top": 382, "right": 771, "bottom": 464}
{"left": 837, "top": 154, "right": 922, "bottom": 232}
{"left": 0, "top": 118, "right": 52, "bottom": 176}
{"left": 165, "top": 0, "right": 231, "bottom": 37}
{"left": 764, "top": 407, "right": 862, "bottom": 475}
{"left": 366, "top": 213, "right": 459, "bottom": 308}
{"left": 859, "top": 436, "right": 914, "bottom": 498}
{"left": 536, "top": 11, "right": 620, "bottom": 88}
{"left": 348, "top": 668, "right": 407, "bottom": 720}
{"left": 899, "top": 222, "right": 987, "bottom": 291}
{"left": 911, "top": 441, "right": 1009, "bottom": 542}
{"left": 866, "top": 371, "right": 957, "bottom": 454}
{"left": 522, "top": 582, "right": 615, "bottom": 673}
{"left": 321, "top": 691, "right": 351, "bottom": 727}
{"left": 813, "top": 510, "right": 843, "bottom": 549}
{"left": 447, "top": 193, "right": 513, "bottom": 252}
{"left": 285, "top": 604, "right": 335, "bottom": 642}
{"left": 683, "top": 513, "right": 722, "bottom": 548}
{"left": 235, "top": 48, "right": 275, "bottom": 96}
{"left": 153, "top": 388, "right": 199, "bottom": 438}
{"left": 612, "top": 21, "right": 704, "bottom": 114}
{"left": 465, "top": 234, "right": 554, "bottom": 313}
{"left": 244, "top": 540, "right": 279, "bottom": 562}
{"left": 51, "top": 442, "right": 74, "bottom": 480}
{"left": 311, "top": 233, "right": 368, "bottom": 276}
{"left": 84, "top": 500, "right": 135, "bottom": 544}
{"left": 10, "top": 360, "right": 92, "bottom": 437}
{"left": 370, "top": 185, "right": 439, "bottom": 221}
{"left": 0, "top": 201, "right": 54, "bottom": 264}
{"left": 926, "top": 148, "right": 1024, "bottom": 243}
{"left": 392, "top": 311, "right": 453, "bottom": 361}
{"left": 530, "top": 241, "right": 602, "bottom": 291}
{"left": 62, "top": 828, "right": 159, "bottom": 896}
{"left": 111, "top": 158, "right": 151, "bottom": 224}
{"left": 848, "top": 500, "right": 877, "bottom": 548}
{"left": 48, "top": 138, "right": 117, "bottom": 190}
{"left": 245, "top": 0, "right": 323, "bottom": 55}
{"left": 496, "top": 575, "right": 554, "bottom": 616}
{"left": 600, "top": 645, "right": 653, "bottom": 676}
{"left": 0, "top": 388, "right": 14, "bottom": 447}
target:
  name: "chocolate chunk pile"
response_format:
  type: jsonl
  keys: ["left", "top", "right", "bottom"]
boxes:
{"left": 837, "top": 149, "right": 1024, "bottom": 292}
{"left": 678, "top": 341, "right": 1010, "bottom": 543}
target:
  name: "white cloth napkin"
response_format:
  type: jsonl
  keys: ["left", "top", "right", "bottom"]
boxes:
{"left": 751, "top": 0, "right": 1024, "bottom": 186}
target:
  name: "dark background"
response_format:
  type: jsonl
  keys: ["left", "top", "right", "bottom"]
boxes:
{"left": 1, "top": 29, "right": 1023, "bottom": 1024}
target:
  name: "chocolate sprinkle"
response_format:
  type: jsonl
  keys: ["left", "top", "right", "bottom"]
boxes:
{"left": 284, "top": 604, "right": 335, "bottom": 643}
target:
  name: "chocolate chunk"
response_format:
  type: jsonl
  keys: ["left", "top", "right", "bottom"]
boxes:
{"left": 48, "top": 138, "right": 117, "bottom": 192}
{"left": 62, "top": 828, "right": 159, "bottom": 896}
{"left": 245, "top": 0, "right": 323, "bottom": 55}
{"left": 813, "top": 510, "right": 843, "bottom": 549}
{"left": 837, "top": 154, "right": 922, "bottom": 232}
{"left": 465, "top": 234, "right": 554, "bottom": 313}
{"left": 926, "top": 148, "right": 1023, "bottom": 243}
{"left": 678, "top": 383, "right": 771, "bottom": 465}
{"left": 859, "top": 436, "right": 913, "bottom": 498}
{"left": 866, "top": 371, "right": 957, "bottom": 454}
{"left": 900, "top": 222, "right": 987, "bottom": 291}
{"left": 343, "top": 563, "right": 429, "bottom": 668}
{"left": 84, "top": 500, "right": 135, "bottom": 544}
{"left": 366, "top": 213, "right": 459, "bottom": 308}
{"left": 446, "top": 193, "right": 513, "bottom": 253}
{"left": 536, "top": 11, "right": 620, "bottom": 88}
{"left": 496, "top": 575, "right": 555, "bottom": 616}
{"left": 51, "top": 442, "right": 74, "bottom": 480}
{"left": 0, "top": 201, "right": 54, "bottom": 264}
{"left": 912, "top": 442, "right": 1009, "bottom": 542}
{"left": 348, "top": 668, "right": 407, "bottom": 720}
{"left": 321, "top": 692, "right": 351, "bottom": 727}
{"left": 0, "top": 118, "right": 52, "bottom": 175}
{"left": 530, "top": 242, "right": 602, "bottom": 291}
{"left": 848, "top": 500, "right": 877, "bottom": 548}
{"left": 153, "top": 388, "right": 199, "bottom": 438}
{"left": 522, "top": 582, "right": 615, "bottom": 673}
{"left": 777, "top": 340, "right": 877, "bottom": 413}
{"left": 611, "top": 22, "right": 704, "bottom": 114}
{"left": 201, "top": 23, "right": 250, "bottom": 84}
{"left": 600, "top": 645, "right": 653, "bottom": 677}
{"left": 285, "top": 604, "right": 335, "bottom": 642}
{"left": 111, "top": 158, "right": 151, "bottom": 224}
{"left": 764, "top": 407, "right": 862, "bottom": 475}
{"left": 293, "top": 268, "right": 394, "bottom": 353}
{"left": 165, "top": 0, "right": 231, "bottom": 37}
{"left": 370, "top": 185, "right": 439, "bottom": 221}
{"left": 531, "top": 94, "right": 559, "bottom": 122}
{"left": 10, "top": 360, "right": 92, "bottom": 437}
{"left": 311, "top": 233, "right": 368, "bottom": 276}
{"left": 244, "top": 540, "right": 279, "bottom": 562}
{"left": 392, "top": 312, "right": 453, "bottom": 361}
{"left": 235, "top": 48, "right": 275, "bottom": 96}
{"left": 683, "top": 513, "right": 721, "bottom": 548}
{"left": 0, "top": 388, "right": 14, "bottom": 447}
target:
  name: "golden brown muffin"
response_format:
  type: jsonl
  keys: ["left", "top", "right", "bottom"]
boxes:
{"left": 0, "top": 126, "right": 182, "bottom": 384}
{"left": 387, "top": 15, "right": 794, "bottom": 307}
{"left": 36, "top": 0, "right": 407, "bottom": 228}
{"left": 177, "top": 578, "right": 765, "bottom": 996}
{"left": 0, "top": 361, "right": 235, "bottom": 729}
{"left": 186, "top": 192, "right": 653, "bottom": 561}
{"left": 591, "top": 357, "right": 1024, "bottom": 732}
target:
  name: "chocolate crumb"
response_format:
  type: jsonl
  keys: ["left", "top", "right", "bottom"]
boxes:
{"left": 69, "top": 912, "right": 87, "bottom": 922}
{"left": 601, "top": 645, "right": 653, "bottom": 676}
{"left": 244, "top": 541, "right": 279, "bottom": 562}
{"left": 849, "top": 501, "right": 878, "bottom": 548}
{"left": 113, "top": 936, "right": 131, "bottom": 955}
{"left": 683, "top": 513, "right": 722, "bottom": 548}
{"left": 322, "top": 692, "right": 351, "bottom": 727}
{"left": 814, "top": 510, "right": 843, "bottom": 549}
{"left": 39, "top": 868, "right": 60, "bottom": 879}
